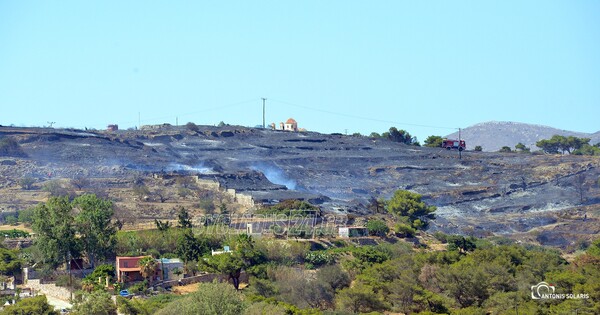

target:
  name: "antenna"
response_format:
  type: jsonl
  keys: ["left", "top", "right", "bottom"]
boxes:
{"left": 262, "top": 98, "right": 267, "bottom": 128}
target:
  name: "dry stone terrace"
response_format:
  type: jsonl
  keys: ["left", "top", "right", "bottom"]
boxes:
{"left": 1, "top": 124, "right": 599, "bottom": 247}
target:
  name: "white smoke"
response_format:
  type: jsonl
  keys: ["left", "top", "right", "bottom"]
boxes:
{"left": 167, "top": 163, "right": 214, "bottom": 174}
{"left": 251, "top": 163, "right": 297, "bottom": 190}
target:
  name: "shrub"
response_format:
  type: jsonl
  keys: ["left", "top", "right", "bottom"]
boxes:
{"left": 395, "top": 223, "right": 416, "bottom": 238}
{"left": 18, "top": 176, "right": 36, "bottom": 190}
{"left": 186, "top": 122, "right": 200, "bottom": 132}
{"left": 304, "top": 251, "right": 335, "bottom": 268}
{"left": 366, "top": 219, "right": 389, "bottom": 237}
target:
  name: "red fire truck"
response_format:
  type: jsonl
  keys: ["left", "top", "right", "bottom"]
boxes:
{"left": 442, "top": 139, "right": 466, "bottom": 151}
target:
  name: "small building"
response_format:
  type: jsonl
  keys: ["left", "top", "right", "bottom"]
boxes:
{"left": 0, "top": 276, "right": 15, "bottom": 296}
{"left": 116, "top": 256, "right": 161, "bottom": 283}
{"left": 338, "top": 227, "right": 369, "bottom": 238}
{"left": 159, "top": 258, "right": 184, "bottom": 281}
{"left": 211, "top": 246, "right": 232, "bottom": 256}
{"left": 107, "top": 124, "right": 119, "bottom": 131}
{"left": 284, "top": 118, "right": 298, "bottom": 131}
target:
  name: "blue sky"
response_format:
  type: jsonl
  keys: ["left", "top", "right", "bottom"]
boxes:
{"left": 1, "top": 1, "right": 599, "bottom": 142}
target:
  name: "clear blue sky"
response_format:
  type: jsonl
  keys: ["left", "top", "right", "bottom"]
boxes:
{"left": 1, "top": 1, "right": 599, "bottom": 142}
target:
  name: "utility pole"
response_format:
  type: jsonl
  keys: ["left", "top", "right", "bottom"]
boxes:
{"left": 262, "top": 98, "right": 267, "bottom": 128}
{"left": 176, "top": 117, "right": 178, "bottom": 126}
{"left": 138, "top": 112, "right": 141, "bottom": 129}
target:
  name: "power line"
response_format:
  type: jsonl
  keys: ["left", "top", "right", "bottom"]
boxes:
{"left": 118, "top": 99, "right": 258, "bottom": 126}
{"left": 269, "top": 98, "right": 459, "bottom": 131}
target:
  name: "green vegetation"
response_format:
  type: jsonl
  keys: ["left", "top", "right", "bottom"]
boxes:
{"left": 366, "top": 219, "right": 389, "bottom": 236}
{"left": 156, "top": 282, "right": 244, "bottom": 315}
{"left": 384, "top": 127, "right": 419, "bottom": 145}
{"left": 474, "top": 145, "right": 483, "bottom": 151}
{"left": 256, "top": 200, "right": 320, "bottom": 216}
{"left": 18, "top": 176, "right": 35, "bottom": 190}
{"left": 536, "top": 135, "right": 596, "bottom": 155}
{"left": 11, "top": 187, "right": 600, "bottom": 314}
{"left": 369, "top": 127, "right": 419, "bottom": 145}
{"left": 71, "top": 290, "right": 117, "bottom": 315}
{"left": 514, "top": 142, "right": 530, "bottom": 152}
{"left": 386, "top": 190, "right": 436, "bottom": 229}
{"left": 424, "top": 135, "right": 444, "bottom": 148}
{"left": 31, "top": 194, "right": 117, "bottom": 268}
{"left": 0, "top": 295, "right": 58, "bottom": 315}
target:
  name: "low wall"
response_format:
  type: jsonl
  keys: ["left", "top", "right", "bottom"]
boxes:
{"left": 26, "top": 279, "right": 72, "bottom": 301}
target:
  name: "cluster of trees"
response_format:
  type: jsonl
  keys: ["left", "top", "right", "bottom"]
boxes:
{"left": 109, "top": 236, "right": 600, "bottom": 314}
{"left": 30, "top": 194, "right": 117, "bottom": 269}
{"left": 537, "top": 135, "right": 600, "bottom": 155}
{"left": 370, "top": 127, "right": 420, "bottom": 146}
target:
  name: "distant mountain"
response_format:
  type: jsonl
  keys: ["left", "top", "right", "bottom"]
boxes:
{"left": 446, "top": 121, "right": 600, "bottom": 152}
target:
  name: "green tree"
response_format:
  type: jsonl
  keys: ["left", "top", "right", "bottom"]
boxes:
{"left": 176, "top": 229, "right": 207, "bottom": 263}
{"left": 387, "top": 127, "right": 417, "bottom": 145}
{"left": 42, "top": 179, "right": 71, "bottom": 197}
{"left": 336, "top": 282, "right": 386, "bottom": 313}
{"left": 514, "top": 142, "right": 530, "bottom": 152}
{"left": 71, "top": 290, "right": 117, "bottom": 315}
{"left": 1, "top": 295, "right": 58, "bottom": 315}
{"left": 474, "top": 145, "right": 483, "bottom": 152}
{"left": 366, "top": 219, "right": 389, "bottom": 237}
{"left": 536, "top": 135, "right": 590, "bottom": 154}
{"left": 155, "top": 282, "right": 244, "bottom": 315}
{"left": 32, "top": 196, "right": 81, "bottom": 267}
{"left": 386, "top": 190, "right": 436, "bottom": 229}
{"left": 200, "top": 253, "right": 245, "bottom": 289}
{"left": 0, "top": 248, "right": 21, "bottom": 276}
{"left": 72, "top": 194, "right": 117, "bottom": 268}
{"left": 177, "top": 207, "right": 193, "bottom": 229}
{"left": 18, "top": 176, "right": 35, "bottom": 190}
{"left": 424, "top": 135, "right": 444, "bottom": 148}
{"left": 394, "top": 223, "right": 416, "bottom": 238}
{"left": 369, "top": 132, "right": 381, "bottom": 138}
{"left": 499, "top": 146, "right": 512, "bottom": 153}
{"left": 139, "top": 256, "right": 159, "bottom": 283}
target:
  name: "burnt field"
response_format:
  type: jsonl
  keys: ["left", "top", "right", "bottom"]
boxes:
{"left": 1, "top": 125, "right": 599, "bottom": 248}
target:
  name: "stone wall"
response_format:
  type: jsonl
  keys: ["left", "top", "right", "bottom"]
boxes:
{"left": 26, "top": 279, "right": 72, "bottom": 301}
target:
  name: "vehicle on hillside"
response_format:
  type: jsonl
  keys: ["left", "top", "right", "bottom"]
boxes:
{"left": 442, "top": 139, "right": 466, "bottom": 151}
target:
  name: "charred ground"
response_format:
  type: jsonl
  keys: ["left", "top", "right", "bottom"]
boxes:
{"left": 1, "top": 125, "right": 599, "bottom": 248}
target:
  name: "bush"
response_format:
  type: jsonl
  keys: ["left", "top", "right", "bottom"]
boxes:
{"left": 366, "top": 219, "right": 389, "bottom": 237}
{"left": 18, "top": 207, "right": 35, "bottom": 224}
{"left": 18, "top": 176, "right": 36, "bottom": 190}
{"left": 186, "top": 122, "right": 200, "bottom": 132}
{"left": 394, "top": 223, "right": 416, "bottom": 238}
{"left": 304, "top": 251, "right": 335, "bottom": 268}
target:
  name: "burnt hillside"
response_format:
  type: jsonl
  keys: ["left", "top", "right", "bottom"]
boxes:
{"left": 1, "top": 125, "right": 599, "bottom": 247}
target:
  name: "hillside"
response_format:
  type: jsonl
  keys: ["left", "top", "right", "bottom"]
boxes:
{"left": 1, "top": 124, "right": 599, "bottom": 248}
{"left": 446, "top": 121, "right": 600, "bottom": 152}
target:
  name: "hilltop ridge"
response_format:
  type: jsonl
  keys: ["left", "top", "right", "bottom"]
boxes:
{"left": 1, "top": 124, "right": 599, "bottom": 248}
{"left": 446, "top": 121, "right": 600, "bottom": 152}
